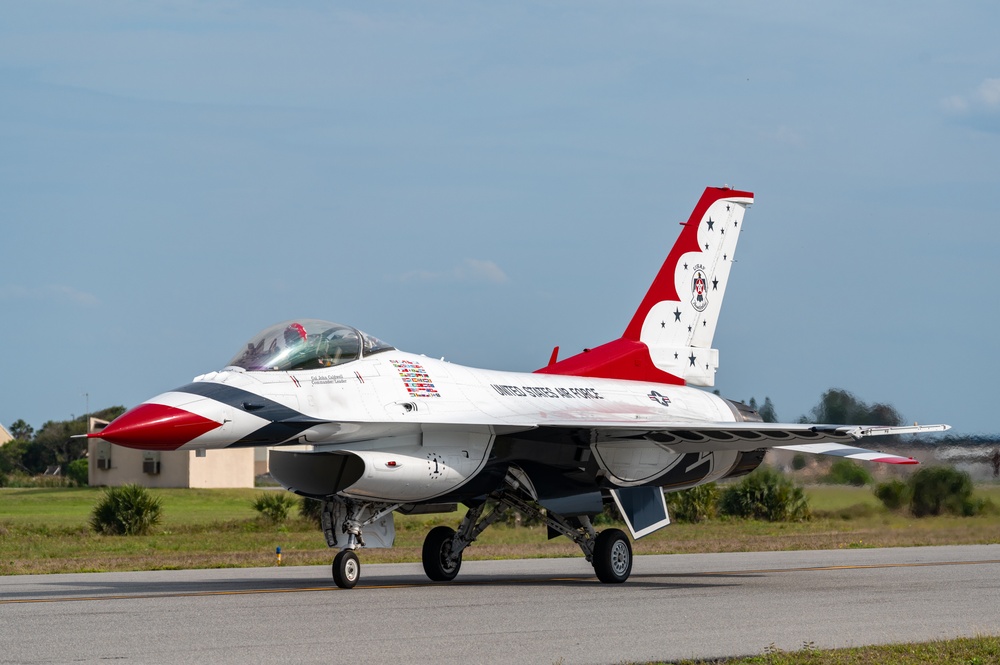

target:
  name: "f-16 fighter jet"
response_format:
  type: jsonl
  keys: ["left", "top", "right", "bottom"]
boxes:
{"left": 92, "top": 187, "right": 948, "bottom": 588}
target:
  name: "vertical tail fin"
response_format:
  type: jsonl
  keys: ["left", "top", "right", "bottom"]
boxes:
{"left": 536, "top": 186, "right": 754, "bottom": 386}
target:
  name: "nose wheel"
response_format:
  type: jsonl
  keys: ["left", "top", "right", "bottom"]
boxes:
{"left": 332, "top": 550, "right": 360, "bottom": 589}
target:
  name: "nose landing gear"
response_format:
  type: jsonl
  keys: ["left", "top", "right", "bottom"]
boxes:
{"left": 332, "top": 550, "right": 360, "bottom": 589}
{"left": 321, "top": 498, "right": 399, "bottom": 589}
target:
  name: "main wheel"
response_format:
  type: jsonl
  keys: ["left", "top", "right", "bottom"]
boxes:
{"left": 422, "top": 525, "right": 462, "bottom": 582}
{"left": 593, "top": 528, "right": 632, "bottom": 584}
{"left": 332, "top": 549, "right": 360, "bottom": 589}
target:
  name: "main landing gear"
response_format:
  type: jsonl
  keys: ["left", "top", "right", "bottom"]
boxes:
{"left": 321, "top": 475, "right": 634, "bottom": 589}
{"left": 592, "top": 528, "right": 632, "bottom": 584}
{"left": 419, "top": 474, "right": 633, "bottom": 585}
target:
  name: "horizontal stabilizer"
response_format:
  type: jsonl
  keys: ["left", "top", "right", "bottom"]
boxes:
{"left": 774, "top": 443, "right": 917, "bottom": 464}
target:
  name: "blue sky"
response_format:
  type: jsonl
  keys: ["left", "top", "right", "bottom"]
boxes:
{"left": 2, "top": 2, "right": 998, "bottom": 434}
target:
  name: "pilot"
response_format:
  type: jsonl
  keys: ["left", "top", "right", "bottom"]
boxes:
{"left": 284, "top": 322, "right": 308, "bottom": 347}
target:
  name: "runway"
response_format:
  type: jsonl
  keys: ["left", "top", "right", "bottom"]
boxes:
{"left": 2, "top": 544, "right": 1000, "bottom": 664}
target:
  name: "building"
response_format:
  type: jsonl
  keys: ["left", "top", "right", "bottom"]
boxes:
{"left": 0, "top": 423, "right": 12, "bottom": 446}
{"left": 87, "top": 417, "right": 255, "bottom": 488}
{"left": 254, "top": 446, "right": 269, "bottom": 476}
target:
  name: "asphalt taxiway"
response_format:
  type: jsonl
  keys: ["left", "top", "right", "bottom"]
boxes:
{"left": 2, "top": 544, "right": 999, "bottom": 664}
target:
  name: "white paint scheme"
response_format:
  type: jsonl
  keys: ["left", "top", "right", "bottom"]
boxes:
{"left": 158, "top": 353, "right": 749, "bottom": 450}
{"left": 314, "top": 429, "right": 496, "bottom": 503}
{"left": 126, "top": 349, "right": 945, "bottom": 483}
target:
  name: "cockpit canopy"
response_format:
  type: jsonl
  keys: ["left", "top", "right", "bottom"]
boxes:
{"left": 226, "top": 319, "right": 394, "bottom": 372}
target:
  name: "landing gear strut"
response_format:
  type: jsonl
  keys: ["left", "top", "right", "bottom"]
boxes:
{"left": 419, "top": 474, "right": 634, "bottom": 584}
{"left": 322, "top": 498, "right": 400, "bottom": 589}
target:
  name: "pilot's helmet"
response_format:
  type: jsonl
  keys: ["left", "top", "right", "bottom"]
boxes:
{"left": 283, "top": 322, "right": 308, "bottom": 346}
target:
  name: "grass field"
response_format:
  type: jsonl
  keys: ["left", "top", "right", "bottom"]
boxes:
{"left": 662, "top": 635, "right": 1000, "bottom": 664}
{"left": 1, "top": 485, "right": 999, "bottom": 575}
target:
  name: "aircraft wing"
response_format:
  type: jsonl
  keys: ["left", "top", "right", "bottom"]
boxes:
{"left": 532, "top": 420, "right": 949, "bottom": 464}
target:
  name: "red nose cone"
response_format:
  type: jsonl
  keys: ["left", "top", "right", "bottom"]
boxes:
{"left": 92, "top": 403, "right": 222, "bottom": 450}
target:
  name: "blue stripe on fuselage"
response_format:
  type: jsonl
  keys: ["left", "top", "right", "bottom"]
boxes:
{"left": 173, "top": 381, "right": 327, "bottom": 447}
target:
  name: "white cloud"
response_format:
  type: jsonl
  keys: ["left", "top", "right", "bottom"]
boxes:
{"left": 760, "top": 125, "right": 805, "bottom": 148}
{"left": 0, "top": 284, "right": 100, "bottom": 306}
{"left": 454, "top": 259, "right": 509, "bottom": 284}
{"left": 394, "top": 259, "right": 509, "bottom": 285}
{"left": 976, "top": 78, "right": 1000, "bottom": 108}
{"left": 942, "top": 77, "right": 1000, "bottom": 114}
{"left": 941, "top": 95, "right": 967, "bottom": 113}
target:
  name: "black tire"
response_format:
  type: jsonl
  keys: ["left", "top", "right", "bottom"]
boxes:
{"left": 422, "top": 525, "right": 462, "bottom": 582}
{"left": 332, "top": 549, "right": 360, "bottom": 589}
{"left": 593, "top": 528, "right": 632, "bottom": 584}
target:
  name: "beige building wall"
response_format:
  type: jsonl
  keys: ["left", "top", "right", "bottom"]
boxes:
{"left": 0, "top": 423, "right": 12, "bottom": 446}
{"left": 188, "top": 448, "right": 255, "bottom": 487}
{"left": 254, "top": 447, "right": 269, "bottom": 476}
{"left": 87, "top": 442, "right": 254, "bottom": 488}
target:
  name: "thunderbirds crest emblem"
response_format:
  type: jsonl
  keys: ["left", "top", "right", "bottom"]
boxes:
{"left": 691, "top": 264, "right": 709, "bottom": 312}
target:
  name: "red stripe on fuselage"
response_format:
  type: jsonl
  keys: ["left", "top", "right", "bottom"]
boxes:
{"left": 534, "top": 337, "right": 685, "bottom": 384}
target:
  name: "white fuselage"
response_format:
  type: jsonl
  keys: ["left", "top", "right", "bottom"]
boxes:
{"left": 161, "top": 351, "right": 739, "bottom": 451}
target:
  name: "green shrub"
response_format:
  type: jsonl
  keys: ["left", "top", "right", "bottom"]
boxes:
{"left": 299, "top": 496, "right": 323, "bottom": 525}
{"left": 909, "top": 466, "right": 976, "bottom": 517}
{"left": 90, "top": 484, "right": 163, "bottom": 535}
{"left": 874, "top": 478, "right": 911, "bottom": 511}
{"left": 593, "top": 501, "right": 620, "bottom": 526}
{"left": 790, "top": 454, "right": 807, "bottom": 471}
{"left": 666, "top": 483, "right": 719, "bottom": 523}
{"left": 719, "top": 467, "right": 810, "bottom": 521}
{"left": 824, "top": 459, "right": 873, "bottom": 486}
{"left": 252, "top": 491, "right": 297, "bottom": 523}
{"left": 66, "top": 459, "right": 88, "bottom": 486}
{"left": 964, "top": 496, "right": 998, "bottom": 516}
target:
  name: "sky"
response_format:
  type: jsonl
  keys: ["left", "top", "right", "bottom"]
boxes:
{"left": 2, "top": 2, "right": 998, "bottom": 435}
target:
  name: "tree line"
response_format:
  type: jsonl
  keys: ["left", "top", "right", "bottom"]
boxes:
{"left": 1, "top": 406, "right": 125, "bottom": 477}
{"left": 739, "top": 388, "right": 904, "bottom": 428}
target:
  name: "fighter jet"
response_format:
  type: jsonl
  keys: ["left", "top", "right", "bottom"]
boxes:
{"left": 91, "top": 186, "right": 948, "bottom": 588}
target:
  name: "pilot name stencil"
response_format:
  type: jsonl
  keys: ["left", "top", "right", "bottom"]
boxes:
{"left": 310, "top": 374, "right": 348, "bottom": 385}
